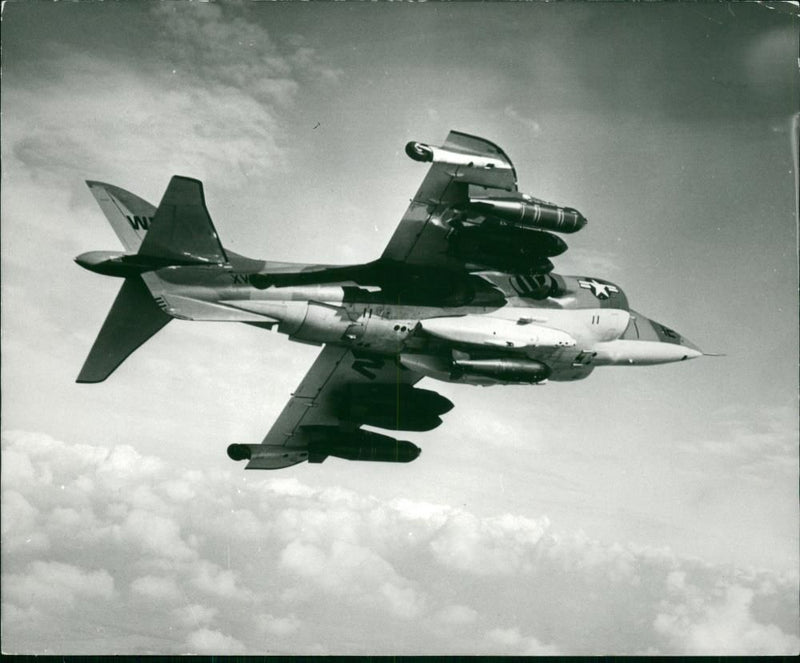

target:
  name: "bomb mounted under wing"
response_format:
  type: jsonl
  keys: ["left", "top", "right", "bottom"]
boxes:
{"left": 75, "top": 131, "right": 705, "bottom": 470}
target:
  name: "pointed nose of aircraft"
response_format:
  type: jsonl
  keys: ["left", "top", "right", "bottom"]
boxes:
{"left": 640, "top": 313, "right": 704, "bottom": 361}
{"left": 680, "top": 337, "right": 703, "bottom": 360}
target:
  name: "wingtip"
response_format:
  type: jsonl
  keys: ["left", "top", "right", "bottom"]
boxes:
{"left": 168, "top": 175, "right": 204, "bottom": 186}
{"left": 76, "top": 376, "right": 106, "bottom": 384}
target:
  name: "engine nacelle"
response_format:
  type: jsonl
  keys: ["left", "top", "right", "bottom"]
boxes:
{"left": 468, "top": 197, "right": 587, "bottom": 234}
{"left": 452, "top": 358, "right": 551, "bottom": 383}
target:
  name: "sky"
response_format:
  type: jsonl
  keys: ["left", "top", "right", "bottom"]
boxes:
{"left": 2, "top": 1, "right": 798, "bottom": 655}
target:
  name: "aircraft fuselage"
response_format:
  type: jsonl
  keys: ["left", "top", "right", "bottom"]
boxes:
{"left": 75, "top": 132, "right": 706, "bottom": 470}
{"left": 137, "top": 260, "right": 701, "bottom": 386}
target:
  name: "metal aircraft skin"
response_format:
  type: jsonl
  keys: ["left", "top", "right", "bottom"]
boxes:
{"left": 75, "top": 131, "right": 704, "bottom": 470}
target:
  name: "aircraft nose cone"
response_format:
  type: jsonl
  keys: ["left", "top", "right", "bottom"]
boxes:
{"left": 680, "top": 337, "right": 703, "bottom": 360}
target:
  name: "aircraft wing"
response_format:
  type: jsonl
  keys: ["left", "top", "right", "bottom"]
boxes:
{"left": 246, "top": 132, "right": 583, "bottom": 297}
{"left": 379, "top": 130, "right": 586, "bottom": 278}
{"left": 381, "top": 130, "right": 519, "bottom": 269}
{"left": 236, "top": 344, "right": 452, "bottom": 469}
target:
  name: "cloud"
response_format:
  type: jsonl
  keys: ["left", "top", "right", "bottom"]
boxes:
{"left": 430, "top": 512, "right": 549, "bottom": 575}
{"left": 152, "top": 3, "right": 340, "bottom": 104}
{"left": 4, "top": 4, "right": 339, "bottom": 191}
{"left": 655, "top": 583, "right": 800, "bottom": 655}
{"left": 130, "top": 575, "right": 182, "bottom": 603}
{"left": 185, "top": 628, "right": 246, "bottom": 654}
{"left": 504, "top": 105, "right": 542, "bottom": 135}
{"left": 435, "top": 603, "right": 478, "bottom": 626}
{"left": 676, "top": 404, "right": 798, "bottom": 481}
{"left": 256, "top": 612, "right": 301, "bottom": 637}
{"left": 5, "top": 561, "right": 114, "bottom": 608}
{"left": 486, "top": 626, "right": 561, "bottom": 655}
{"left": 173, "top": 604, "right": 218, "bottom": 629}
{"left": 7, "top": 59, "right": 287, "bottom": 186}
{"left": 2, "top": 430, "right": 797, "bottom": 655}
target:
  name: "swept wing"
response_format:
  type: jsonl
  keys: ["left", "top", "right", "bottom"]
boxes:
{"left": 382, "top": 130, "right": 518, "bottom": 269}
{"left": 230, "top": 345, "right": 452, "bottom": 469}
{"left": 382, "top": 130, "right": 585, "bottom": 275}
{"left": 248, "top": 131, "right": 582, "bottom": 468}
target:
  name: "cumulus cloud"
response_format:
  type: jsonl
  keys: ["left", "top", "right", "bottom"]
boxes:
{"left": 4, "top": 3, "right": 339, "bottom": 190}
{"left": 256, "top": 612, "right": 301, "bottom": 637}
{"left": 2, "top": 430, "right": 797, "bottom": 655}
{"left": 152, "top": 3, "right": 340, "bottom": 104}
{"left": 655, "top": 583, "right": 800, "bottom": 655}
{"left": 173, "top": 604, "right": 218, "bottom": 629}
{"left": 5, "top": 561, "right": 114, "bottom": 608}
{"left": 7, "top": 56, "right": 281, "bottom": 187}
{"left": 486, "top": 626, "right": 561, "bottom": 655}
{"left": 185, "top": 628, "right": 246, "bottom": 655}
{"left": 130, "top": 575, "right": 182, "bottom": 602}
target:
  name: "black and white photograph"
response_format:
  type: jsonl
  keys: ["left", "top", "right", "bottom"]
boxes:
{"left": 2, "top": 0, "right": 798, "bottom": 655}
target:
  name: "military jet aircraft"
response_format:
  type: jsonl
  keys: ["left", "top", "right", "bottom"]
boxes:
{"left": 76, "top": 131, "right": 703, "bottom": 470}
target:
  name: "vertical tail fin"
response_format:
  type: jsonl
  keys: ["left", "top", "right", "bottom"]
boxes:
{"left": 78, "top": 176, "right": 226, "bottom": 383}
{"left": 138, "top": 176, "right": 228, "bottom": 265}
{"left": 76, "top": 276, "right": 171, "bottom": 383}
{"left": 85, "top": 181, "right": 156, "bottom": 252}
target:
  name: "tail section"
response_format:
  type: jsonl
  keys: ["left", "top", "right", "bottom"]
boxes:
{"left": 78, "top": 175, "right": 228, "bottom": 383}
{"left": 139, "top": 176, "right": 228, "bottom": 265}
{"left": 86, "top": 181, "right": 156, "bottom": 252}
{"left": 76, "top": 276, "right": 171, "bottom": 383}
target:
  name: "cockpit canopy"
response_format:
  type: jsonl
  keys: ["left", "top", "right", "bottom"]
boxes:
{"left": 622, "top": 309, "right": 699, "bottom": 351}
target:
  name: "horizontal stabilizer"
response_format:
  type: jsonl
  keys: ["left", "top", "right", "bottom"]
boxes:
{"left": 139, "top": 176, "right": 228, "bottom": 265}
{"left": 86, "top": 181, "right": 157, "bottom": 252}
{"left": 77, "top": 276, "right": 171, "bottom": 383}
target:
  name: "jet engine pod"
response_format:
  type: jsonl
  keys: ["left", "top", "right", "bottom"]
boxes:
{"left": 469, "top": 197, "right": 587, "bottom": 234}
{"left": 452, "top": 358, "right": 551, "bottom": 383}
{"left": 303, "top": 426, "right": 421, "bottom": 463}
